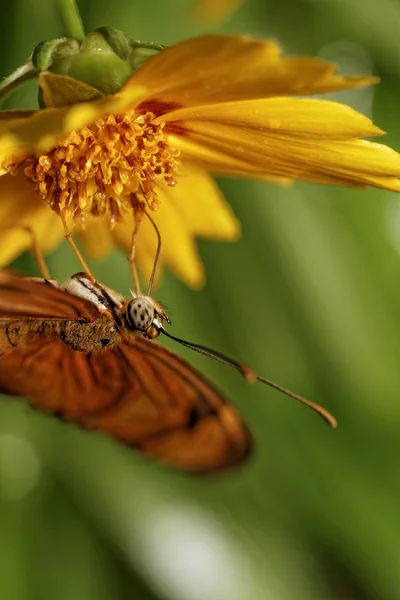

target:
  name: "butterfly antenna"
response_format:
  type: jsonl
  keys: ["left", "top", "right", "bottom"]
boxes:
{"left": 129, "top": 204, "right": 144, "bottom": 296}
{"left": 160, "top": 328, "right": 337, "bottom": 428}
{"left": 144, "top": 208, "right": 162, "bottom": 297}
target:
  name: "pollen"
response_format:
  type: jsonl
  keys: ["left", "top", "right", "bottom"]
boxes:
{"left": 10, "top": 111, "right": 180, "bottom": 223}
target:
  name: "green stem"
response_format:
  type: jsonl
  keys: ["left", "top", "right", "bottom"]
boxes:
{"left": 57, "top": 0, "right": 85, "bottom": 41}
{"left": 0, "top": 60, "right": 38, "bottom": 103}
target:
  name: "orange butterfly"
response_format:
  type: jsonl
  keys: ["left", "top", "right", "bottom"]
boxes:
{"left": 0, "top": 267, "right": 336, "bottom": 473}
{"left": 0, "top": 212, "right": 336, "bottom": 472}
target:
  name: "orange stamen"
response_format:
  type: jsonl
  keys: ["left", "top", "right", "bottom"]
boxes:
{"left": 8, "top": 111, "right": 180, "bottom": 224}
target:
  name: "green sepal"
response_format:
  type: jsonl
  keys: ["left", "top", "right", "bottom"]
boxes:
{"left": 95, "top": 26, "right": 130, "bottom": 60}
{"left": 38, "top": 72, "right": 104, "bottom": 108}
{"left": 32, "top": 38, "right": 80, "bottom": 71}
{"left": 127, "top": 39, "right": 166, "bottom": 71}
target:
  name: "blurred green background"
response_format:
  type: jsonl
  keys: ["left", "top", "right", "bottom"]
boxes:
{"left": 2, "top": 0, "right": 400, "bottom": 598}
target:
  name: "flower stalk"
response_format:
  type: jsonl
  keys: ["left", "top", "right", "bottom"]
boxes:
{"left": 0, "top": 60, "right": 38, "bottom": 103}
{"left": 57, "top": 0, "right": 85, "bottom": 42}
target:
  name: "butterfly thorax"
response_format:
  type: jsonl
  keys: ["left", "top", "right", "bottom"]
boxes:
{"left": 59, "top": 274, "right": 169, "bottom": 347}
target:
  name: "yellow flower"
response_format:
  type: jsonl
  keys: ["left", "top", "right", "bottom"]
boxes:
{"left": 1, "top": 34, "right": 400, "bottom": 288}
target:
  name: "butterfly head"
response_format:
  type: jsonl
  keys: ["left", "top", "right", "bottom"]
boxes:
{"left": 126, "top": 295, "right": 170, "bottom": 339}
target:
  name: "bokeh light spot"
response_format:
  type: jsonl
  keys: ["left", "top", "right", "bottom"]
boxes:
{"left": 130, "top": 503, "right": 258, "bottom": 600}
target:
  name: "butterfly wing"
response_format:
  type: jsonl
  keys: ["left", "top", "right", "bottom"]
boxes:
{"left": 118, "top": 339, "right": 251, "bottom": 472}
{"left": 0, "top": 271, "right": 101, "bottom": 321}
{"left": 0, "top": 336, "right": 251, "bottom": 472}
{"left": 0, "top": 271, "right": 100, "bottom": 324}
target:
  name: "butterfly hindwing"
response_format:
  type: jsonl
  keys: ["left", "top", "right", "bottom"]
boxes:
{"left": 128, "top": 339, "right": 252, "bottom": 472}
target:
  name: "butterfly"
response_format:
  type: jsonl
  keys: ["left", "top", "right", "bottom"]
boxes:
{"left": 0, "top": 268, "right": 336, "bottom": 473}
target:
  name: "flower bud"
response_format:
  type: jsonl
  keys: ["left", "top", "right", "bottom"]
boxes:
{"left": 33, "top": 28, "right": 139, "bottom": 95}
{"left": 32, "top": 27, "right": 165, "bottom": 108}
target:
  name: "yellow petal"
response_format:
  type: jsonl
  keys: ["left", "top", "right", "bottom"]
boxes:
{"left": 75, "top": 217, "right": 114, "bottom": 261}
{"left": 171, "top": 130, "right": 360, "bottom": 187}
{"left": 0, "top": 172, "right": 63, "bottom": 265}
{"left": 0, "top": 113, "right": 39, "bottom": 173}
{"left": 171, "top": 132, "right": 348, "bottom": 185}
{"left": 165, "top": 162, "right": 240, "bottom": 240}
{"left": 0, "top": 110, "right": 36, "bottom": 123}
{"left": 126, "top": 35, "right": 378, "bottom": 108}
{"left": 169, "top": 133, "right": 290, "bottom": 184}
{"left": 162, "top": 97, "right": 385, "bottom": 139}
{"left": 170, "top": 121, "right": 400, "bottom": 192}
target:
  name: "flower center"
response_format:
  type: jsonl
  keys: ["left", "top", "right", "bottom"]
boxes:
{"left": 11, "top": 110, "right": 180, "bottom": 223}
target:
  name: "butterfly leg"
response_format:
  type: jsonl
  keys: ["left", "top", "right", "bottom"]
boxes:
{"left": 59, "top": 213, "right": 96, "bottom": 282}
{"left": 21, "top": 226, "right": 51, "bottom": 279}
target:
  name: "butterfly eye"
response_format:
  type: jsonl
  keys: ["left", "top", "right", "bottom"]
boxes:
{"left": 128, "top": 298, "right": 155, "bottom": 331}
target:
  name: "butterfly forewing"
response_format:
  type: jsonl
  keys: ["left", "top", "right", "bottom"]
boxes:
{"left": 0, "top": 271, "right": 102, "bottom": 321}
{"left": 0, "top": 272, "right": 251, "bottom": 473}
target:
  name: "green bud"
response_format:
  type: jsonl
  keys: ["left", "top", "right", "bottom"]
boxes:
{"left": 9, "top": 28, "right": 167, "bottom": 108}
{"left": 34, "top": 29, "right": 132, "bottom": 95}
